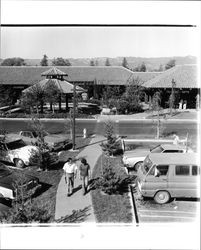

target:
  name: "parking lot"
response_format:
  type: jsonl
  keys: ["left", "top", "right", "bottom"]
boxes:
{"left": 135, "top": 194, "right": 200, "bottom": 223}
{"left": 125, "top": 140, "right": 200, "bottom": 224}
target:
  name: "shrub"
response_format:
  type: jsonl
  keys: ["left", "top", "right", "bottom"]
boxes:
{"left": 101, "top": 121, "right": 122, "bottom": 156}
{"left": 94, "top": 158, "right": 133, "bottom": 195}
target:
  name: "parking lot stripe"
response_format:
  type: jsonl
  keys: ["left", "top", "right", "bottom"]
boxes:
{"left": 139, "top": 209, "right": 197, "bottom": 215}
{"left": 139, "top": 214, "right": 195, "bottom": 219}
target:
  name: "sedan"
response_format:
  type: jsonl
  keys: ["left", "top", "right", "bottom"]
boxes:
{"left": 0, "top": 163, "right": 41, "bottom": 200}
{"left": 17, "top": 130, "right": 71, "bottom": 151}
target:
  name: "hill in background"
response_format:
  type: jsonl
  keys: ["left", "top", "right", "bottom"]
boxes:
{"left": 1, "top": 55, "right": 197, "bottom": 71}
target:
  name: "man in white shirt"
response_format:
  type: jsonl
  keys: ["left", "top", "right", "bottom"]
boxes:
{"left": 63, "top": 157, "right": 78, "bottom": 196}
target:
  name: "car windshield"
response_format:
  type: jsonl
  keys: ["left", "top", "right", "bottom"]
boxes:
{"left": 7, "top": 139, "right": 26, "bottom": 150}
{"left": 150, "top": 145, "right": 164, "bottom": 153}
{"left": 142, "top": 156, "right": 153, "bottom": 174}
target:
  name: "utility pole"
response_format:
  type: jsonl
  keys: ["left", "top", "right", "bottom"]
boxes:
{"left": 72, "top": 82, "right": 76, "bottom": 150}
{"left": 170, "top": 78, "right": 176, "bottom": 116}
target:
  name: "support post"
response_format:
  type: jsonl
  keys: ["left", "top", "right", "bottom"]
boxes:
{"left": 72, "top": 83, "right": 76, "bottom": 150}
{"left": 65, "top": 94, "right": 69, "bottom": 112}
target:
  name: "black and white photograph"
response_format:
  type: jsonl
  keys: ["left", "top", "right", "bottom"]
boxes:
{"left": 0, "top": 1, "right": 200, "bottom": 249}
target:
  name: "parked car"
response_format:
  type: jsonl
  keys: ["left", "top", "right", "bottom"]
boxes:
{"left": 0, "top": 134, "right": 39, "bottom": 168}
{"left": 16, "top": 130, "right": 71, "bottom": 151}
{"left": 137, "top": 153, "right": 200, "bottom": 204}
{"left": 0, "top": 162, "right": 41, "bottom": 200}
{"left": 123, "top": 143, "right": 194, "bottom": 171}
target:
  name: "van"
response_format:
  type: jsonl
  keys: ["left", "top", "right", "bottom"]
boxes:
{"left": 137, "top": 153, "right": 200, "bottom": 204}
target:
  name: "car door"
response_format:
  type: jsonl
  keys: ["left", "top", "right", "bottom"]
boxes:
{"left": 144, "top": 165, "right": 169, "bottom": 197}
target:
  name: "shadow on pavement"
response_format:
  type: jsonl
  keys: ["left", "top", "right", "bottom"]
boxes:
{"left": 55, "top": 205, "right": 92, "bottom": 223}
{"left": 72, "top": 184, "right": 82, "bottom": 194}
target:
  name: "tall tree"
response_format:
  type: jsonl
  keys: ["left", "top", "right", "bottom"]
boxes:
{"left": 90, "top": 59, "right": 95, "bottom": 66}
{"left": 52, "top": 57, "right": 71, "bottom": 66}
{"left": 44, "top": 82, "right": 61, "bottom": 113}
{"left": 20, "top": 84, "right": 46, "bottom": 114}
{"left": 40, "top": 54, "right": 48, "bottom": 66}
{"left": 105, "top": 58, "right": 111, "bottom": 66}
{"left": 151, "top": 91, "right": 163, "bottom": 139}
{"left": 1, "top": 57, "right": 26, "bottom": 66}
{"left": 139, "top": 62, "right": 146, "bottom": 72}
{"left": 122, "top": 57, "right": 128, "bottom": 68}
{"left": 165, "top": 59, "right": 176, "bottom": 70}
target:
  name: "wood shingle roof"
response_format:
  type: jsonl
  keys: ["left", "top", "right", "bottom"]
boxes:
{"left": 0, "top": 66, "right": 161, "bottom": 86}
{"left": 142, "top": 64, "right": 198, "bottom": 89}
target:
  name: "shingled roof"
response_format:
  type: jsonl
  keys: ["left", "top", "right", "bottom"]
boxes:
{"left": 23, "top": 78, "right": 85, "bottom": 94}
{"left": 143, "top": 64, "right": 198, "bottom": 89}
{"left": 0, "top": 66, "right": 161, "bottom": 86}
{"left": 41, "top": 67, "right": 68, "bottom": 77}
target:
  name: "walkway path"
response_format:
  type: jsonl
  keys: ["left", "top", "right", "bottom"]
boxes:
{"left": 55, "top": 135, "right": 104, "bottom": 223}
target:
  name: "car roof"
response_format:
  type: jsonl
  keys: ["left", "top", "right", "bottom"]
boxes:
{"left": 160, "top": 144, "right": 188, "bottom": 150}
{"left": 148, "top": 153, "right": 199, "bottom": 165}
{"left": 0, "top": 134, "right": 22, "bottom": 143}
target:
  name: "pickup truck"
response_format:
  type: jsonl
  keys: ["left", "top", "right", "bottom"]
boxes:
{"left": 122, "top": 143, "right": 194, "bottom": 172}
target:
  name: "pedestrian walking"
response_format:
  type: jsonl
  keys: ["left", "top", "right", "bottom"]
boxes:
{"left": 63, "top": 157, "right": 78, "bottom": 196}
{"left": 79, "top": 158, "right": 91, "bottom": 195}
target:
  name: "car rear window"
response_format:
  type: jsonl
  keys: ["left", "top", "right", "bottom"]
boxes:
{"left": 7, "top": 140, "right": 26, "bottom": 150}
{"left": 175, "top": 165, "right": 190, "bottom": 176}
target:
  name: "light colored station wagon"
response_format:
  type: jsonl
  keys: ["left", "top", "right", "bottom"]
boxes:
{"left": 123, "top": 143, "right": 193, "bottom": 171}
{"left": 137, "top": 153, "right": 200, "bottom": 204}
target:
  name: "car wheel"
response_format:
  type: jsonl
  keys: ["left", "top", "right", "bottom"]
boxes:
{"left": 154, "top": 191, "right": 170, "bottom": 204}
{"left": 134, "top": 161, "right": 143, "bottom": 171}
{"left": 15, "top": 159, "right": 25, "bottom": 168}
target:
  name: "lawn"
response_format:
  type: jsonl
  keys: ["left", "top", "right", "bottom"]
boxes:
{"left": 91, "top": 154, "right": 134, "bottom": 223}
{"left": 19, "top": 136, "right": 92, "bottom": 222}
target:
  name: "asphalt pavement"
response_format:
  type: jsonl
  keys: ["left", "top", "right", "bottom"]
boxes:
{"left": 55, "top": 135, "right": 104, "bottom": 222}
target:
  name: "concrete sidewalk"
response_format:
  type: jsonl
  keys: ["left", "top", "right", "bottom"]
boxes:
{"left": 55, "top": 135, "right": 104, "bottom": 223}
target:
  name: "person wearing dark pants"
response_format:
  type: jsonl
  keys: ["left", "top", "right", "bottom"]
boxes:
{"left": 79, "top": 158, "right": 91, "bottom": 195}
{"left": 63, "top": 158, "right": 78, "bottom": 196}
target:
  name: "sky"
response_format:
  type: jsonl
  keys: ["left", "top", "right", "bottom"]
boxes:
{"left": 0, "top": 26, "right": 199, "bottom": 59}
{"left": 0, "top": 1, "right": 200, "bottom": 60}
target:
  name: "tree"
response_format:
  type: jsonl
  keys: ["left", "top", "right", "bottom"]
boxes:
{"left": 169, "top": 79, "right": 176, "bottom": 116}
{"left": 165, "top": 59, "right": 176, "bottom": 70}
{"left": 122, "top": 57, "right": 128, "bottom": 68}
{"left": 0, "top": 172, "right": 51, "bottom": 223}
{"left": 122, "top": 78, "right": 144, "bottom": 113}
{"left": 0, "top": 85, "right": 19, "bottom": 106}
{"left": 101, "top": 121, "right": 122, "bottom": 156}
{"left": 20, "top": 84, "right": 46, "bottom": 114}
{"left": 90, "top": 59, "right": 95, "bottom": 66}
{"left": 44, "top": 82, "right": 61, "bottom": 113}
{"left": 139, "top": 62, "right": 146, "bottom": 72}
{"left": 105, "top": 58, "right": 111, "bottom": 66}
{"left": 151, "top": 91, "right": 164, "bottom": 139}
{"left": 52, "top": 57, "right": 71, "bottom": 66}
{"left": 158, "top": 64, "right": 163, "bottom": 71}
{"left": 95, "top": 60, "right": 99, "bottom": 66}
{"left": 1, "top": 57, "right": 26, "bottom": 66}
{"left": 40, "top": 54, "right": 48, "bottom": 66}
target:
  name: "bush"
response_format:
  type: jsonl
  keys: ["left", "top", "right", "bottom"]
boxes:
{"left": 94, "top": 158, "right": 133, "bottom": 195}
{"left": 101, "top": 121, "right": 122, "bottom": 156}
